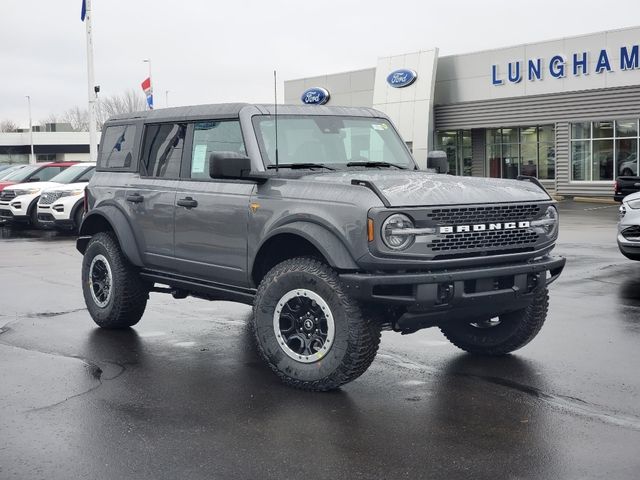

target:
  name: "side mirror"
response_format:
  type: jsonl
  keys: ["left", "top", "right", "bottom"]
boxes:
{"left": 28, "top": 177, "right": 40, "bottom": 182}
{"left": 427, "top": 150, "right": 449, "bottom": 174}
{"left": 210, "top": 152, "right": 253, "bottom": 180}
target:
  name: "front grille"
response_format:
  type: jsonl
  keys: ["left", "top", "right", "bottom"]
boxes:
{"left": 39, "top": 191, "right": 63, "bottom": 205}
{"left": 0, "top": 190, "right": 16, "bottom": 201}
{"left": 429, "top": 229, "right": 540, "bottom": 252}
{"left": 423, "top": 203, "right": 544, "bottom": 259}
{"left": 427, "top": 204, "right": 541, "bottom": 224}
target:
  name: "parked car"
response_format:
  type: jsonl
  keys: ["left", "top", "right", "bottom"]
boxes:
{"left": 0, "top": 162, "right": 88, "bottom": 226}
{"left": 0, "top": 162, "right": 77, "bottom": 192}
{"left": 37, "top": 163, "right": 95, "bottom": 231}
{"left": 618, "top": 191, "right": 640, "bottom": 260}
{"left": 77, "top": 104, "right": 565, "bottom": 391}
{"left": 614, "top": 176, "right": 640, "bottom": 202}
{"left": 0, "top": 164, "right": 27, "bottom": 181}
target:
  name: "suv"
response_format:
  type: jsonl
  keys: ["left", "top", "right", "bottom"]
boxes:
{"left": 77, "top": 104, "right": 565, "bottom": 391}
{"left": 37, "top": 163, "right": 95, "bottom": 231}
{"left": 0, "top": 162, "right": 86, "bottom": 227}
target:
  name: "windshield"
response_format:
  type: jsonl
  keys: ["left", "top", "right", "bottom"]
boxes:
{"left": 252, "top": 115, "right": 415, "bottom": 169}
{"left": 49, "top": 164, "right": 91, "bottom": 183}
{"left": 2, "top": 164, "right": 40, "bottom": 182}
{"left": 0, "top": 165, "right": 25, "bottom": 180}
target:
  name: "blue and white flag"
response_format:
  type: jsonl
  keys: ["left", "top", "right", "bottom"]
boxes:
{"left": 81, "top": 0, "right": 87, "bottom": 21}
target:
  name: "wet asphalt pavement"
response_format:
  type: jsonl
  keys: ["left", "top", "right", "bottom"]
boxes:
{"left": 1, "top": 201, "right": 639, "bottom": 479}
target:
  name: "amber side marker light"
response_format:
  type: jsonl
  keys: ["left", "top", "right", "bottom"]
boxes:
{"left": 367, "top": 218, "right": 374, "bottom": 242}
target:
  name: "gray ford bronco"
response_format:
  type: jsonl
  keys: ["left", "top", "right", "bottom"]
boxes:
{"left": 77, "top": 104, "right": 565, "bottom": 391}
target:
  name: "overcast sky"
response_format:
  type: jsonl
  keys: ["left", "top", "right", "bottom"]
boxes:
{"left": 2, "top": 0, "right": 640, "bottom": 127}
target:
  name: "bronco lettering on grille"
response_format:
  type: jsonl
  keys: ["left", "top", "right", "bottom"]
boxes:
{"left": 439, "top": 221, "right": 530, "bottom": 234}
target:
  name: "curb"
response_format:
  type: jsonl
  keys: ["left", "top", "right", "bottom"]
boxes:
{"left": 571, "top": 196, "right": 618, "bottom": 205}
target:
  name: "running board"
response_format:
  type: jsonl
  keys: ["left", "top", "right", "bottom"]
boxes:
{"left": 140, "top": 269, "right": 256, "bottom": 305}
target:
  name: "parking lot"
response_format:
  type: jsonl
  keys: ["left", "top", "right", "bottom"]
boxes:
{"left": 0, "top": 200, "right": 639, "bottom": 479}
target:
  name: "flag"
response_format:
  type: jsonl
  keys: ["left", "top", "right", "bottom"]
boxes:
{"left": 81, "top": 0, "right": 87, "bottom": 21}
{"left": 141, "top": 77, "right": 153, "bottom": 110}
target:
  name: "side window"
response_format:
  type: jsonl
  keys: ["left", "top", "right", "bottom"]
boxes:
{"left": 141, "top": 123, "right": 186, "bottom": 178}
{"left": 99, "top": 124, "right": 136, "bottom": 169}
{"left": 37, "top": 167, "right": 63, "bottom": 181}
{"left": 190, "top": 121, "right": 246, "bottom": 180}
{"left": 77, "top": 167, "right": 95, "bottom": 182}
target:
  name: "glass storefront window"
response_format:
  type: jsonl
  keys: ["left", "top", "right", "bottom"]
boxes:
{"left": 485, "top": 125, "right": 555, "bottom": 180}
{"left": 571, "top": 141, "right": 590, "bottom": 181}
{"left": 571, "top": 123, "right": 591, "bottom": 139}
{"left": 570, "top": 120, "right": 640, "bottom": 181}
{"left": 616, "top": 120, "right": 638, "bottom": 138}
{"left": 435, "top": 129, "right": 472, "bottom": 176}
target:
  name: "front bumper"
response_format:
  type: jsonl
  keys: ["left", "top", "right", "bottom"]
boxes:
{"left": 340, "top": 255, "right": 566, "bottom": 332}
{"left": 0, "top": 194, "right": 38, "bottom": 223}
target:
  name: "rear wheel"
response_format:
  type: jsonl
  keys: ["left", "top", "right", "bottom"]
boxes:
{"left": 440, "top": 287, "right": 549, "bottom": 355}
{"left": 253, "top": 257, "right": 381, "bottom": 391}
{"left": 82, "top": 231, "right": 148, "bottom": 328}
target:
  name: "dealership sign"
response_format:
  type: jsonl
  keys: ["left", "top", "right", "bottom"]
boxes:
{"left": 492, "top": 45, "right": 640, "bottom": 85}
{"left": 386, "top": 69, "right": 418, "bottom": 88}
{"left": 301, "top": 87, "right": 330, "bottom": 105}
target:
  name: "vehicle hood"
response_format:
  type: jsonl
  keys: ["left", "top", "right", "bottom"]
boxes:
{"left": 42, "top": 182, "right": 87, "bottom": 193}
{"left": 5, "top": 181, "right": 61, "bottom": 192}
{"left": 299, "top": 170, "right": 551, "bottom": 207}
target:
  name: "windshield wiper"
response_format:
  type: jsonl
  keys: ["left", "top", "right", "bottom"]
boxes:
{"left": 346, "top": 161, "right": 407, "bottom": 170}
{"left": 267, "top": 163, "right": 335, "bottom": 171}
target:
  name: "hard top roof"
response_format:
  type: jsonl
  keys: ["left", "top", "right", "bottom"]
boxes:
{"left": 106, "top": 103, "right": 385, "bottom": 124}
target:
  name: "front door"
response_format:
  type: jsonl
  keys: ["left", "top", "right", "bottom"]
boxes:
{"left": 174, "top": 120, "right": 255, "bottom": 287}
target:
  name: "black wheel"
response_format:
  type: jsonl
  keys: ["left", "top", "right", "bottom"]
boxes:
{"left": 82, "top": 231, "right": 148, "bottom": 328}
{"left": 440, "top": 287, "right": 549, "bottom": 355}
{"left": 29, "top": 204, "right": 40, "bottom": 229}
{"left": 253, "top": 257, "right": 381, "bottom": 391}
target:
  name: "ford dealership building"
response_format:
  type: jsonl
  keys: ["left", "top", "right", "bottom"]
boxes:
{"left": 284, "top": 26, "right": 640, "bottom": 197}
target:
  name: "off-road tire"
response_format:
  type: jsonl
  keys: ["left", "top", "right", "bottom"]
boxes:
{"left": 253, "top": 257, "right": 381, "bottom": 391}
{"left": 440, "top": 287, "right": 549, "bottom": 355}
{"left": 82, "top": 231, "right": 148, "bottom": 328}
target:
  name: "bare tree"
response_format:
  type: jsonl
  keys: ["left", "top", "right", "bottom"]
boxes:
{"left": 39, "top": 113, "right": 60, "bottom": 129}
{"left": 0, "top": 119, "right": 18, "bottom": 132}
{"left": 98, "top": 89, "right": 146, "bottom": 126}
{"left": 61, "top": 106, "right": 89, "bottom": 132}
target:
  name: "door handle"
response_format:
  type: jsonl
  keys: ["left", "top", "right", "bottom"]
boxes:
{"left": 126, "top": 193, "right": 144, "bottom": 203}
{"left": 177, "top": 197, "right": 198, "bottom": 209}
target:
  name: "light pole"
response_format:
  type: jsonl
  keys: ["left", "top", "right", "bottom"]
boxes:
{"left": 25, "top": 95, "right": 35, "bottom": 164}
{"left": 84, "top": 0, "right": 98, "bottom": 163}
{"left": 143, "top": 59, "right": 152, "bottom": 110}
{"left": 165, "top": 90, "right": 169, "bottom": 108}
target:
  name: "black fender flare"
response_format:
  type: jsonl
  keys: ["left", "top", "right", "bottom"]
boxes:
{"left": 77, "top": 205, "right": 144, "bottom": 267}
{"left": 254, "top": 221, "right": 359, "bottom": 271}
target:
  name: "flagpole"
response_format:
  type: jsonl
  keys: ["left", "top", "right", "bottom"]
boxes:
{"left": 85, "top": 0, "right": 98, "bottom": 163}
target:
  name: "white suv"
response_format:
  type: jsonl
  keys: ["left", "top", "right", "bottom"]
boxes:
{"left": 37, "top": 173, "right": 95, "bottom": 232}
{"left": 0, "top": 163, "right": 95, "bottom": 228}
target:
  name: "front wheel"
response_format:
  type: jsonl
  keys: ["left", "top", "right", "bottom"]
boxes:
{"left": 253, "top": 257, "right": 381, "bottom": 391}
{"left": 81, "top": 232, "right": 148, "bottom": 328}
{"left": 440, "top": 287, "right": 549, "bottom": 355}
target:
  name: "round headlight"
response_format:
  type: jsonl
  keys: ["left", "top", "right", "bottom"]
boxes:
{"left": 542, "top": 205, "right": 558, "bottom": 237}
{"left": 382, "top": 213, "right": 415, "bottom": 250}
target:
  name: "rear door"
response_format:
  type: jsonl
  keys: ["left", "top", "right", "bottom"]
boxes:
{"left": 126, "top": 122, "right": 186, "bottom": 270}
{"left": 173, "top": 120, "right": 255, "bottom": 287}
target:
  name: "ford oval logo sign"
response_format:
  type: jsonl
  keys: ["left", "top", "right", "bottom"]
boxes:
{"left": 386, "top": 69, "right": 417, "bottom": 88}
{"left": 301, "top": 87, "right": 330, "bottom": 105}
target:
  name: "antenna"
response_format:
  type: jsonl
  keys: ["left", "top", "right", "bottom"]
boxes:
{"left": 274, "top": 69, "right": 279, "bottom": 172}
